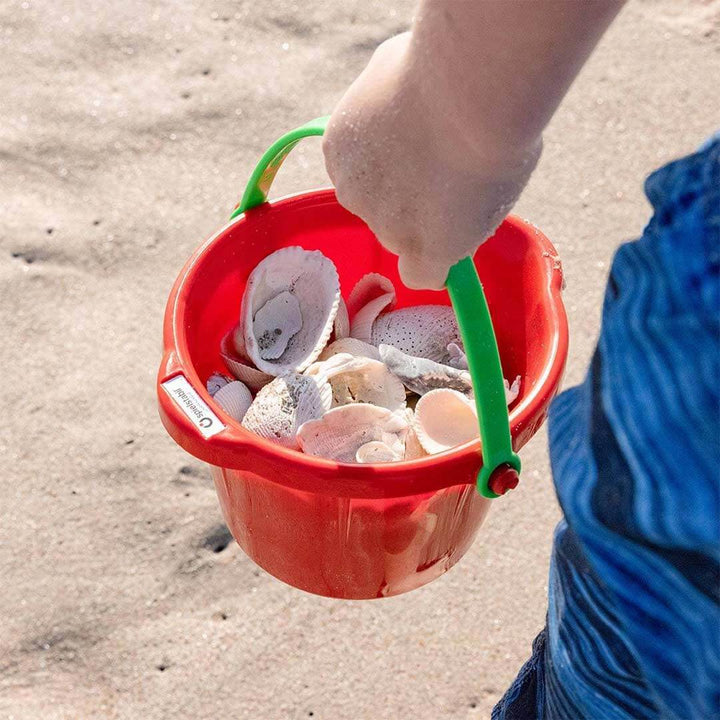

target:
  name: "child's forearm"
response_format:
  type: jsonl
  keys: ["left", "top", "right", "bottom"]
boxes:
{"left": 408, "top": 0, "right": 625, "bottom": 159}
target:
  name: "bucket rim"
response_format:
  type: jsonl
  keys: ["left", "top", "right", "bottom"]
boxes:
{"left": 158, "top": 189, "right": 568, "bottom": 498}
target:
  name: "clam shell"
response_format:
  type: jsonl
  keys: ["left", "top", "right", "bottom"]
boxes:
{"left": 297, "top": 403, "right": 408, "bottom": 463}
{"left": 318, "top": 337, "right": 381, "bottom": 362}
{"left": 241, "top": 247, "right": 340, "bottom": 375}
{"left": 212, "top": 380, "right": 253, "bottom": 423}
{"left": 355, "top": 441, "right": 402, "bottom": 464}
{"left": 220, "top": 329, "right": 273, "bottom": 393}
{"left": 414, "top": 389, "right": 479, "bottom": 455}
{"left": 306, "top": 353, "right": 406, "bottom": 411}
{"left": 348, "top": 273, "right": 396, "bottom": 343}
{"left": 242, "top": 372, "right": 332, "bottom": 449}
{"left": 379, "top": 344, "right": 473, "bottom": 397}
{"left": 206, "top": 372, "right": 233, "bottom": 397}
{"left": 446, "top": 343, "right": 468, "bottom": 370}
{"left": 334, "top": 297, "right": 350, "bottom": 340}
{"left": 371, "top": 305, "right": 461, "bottom": 363}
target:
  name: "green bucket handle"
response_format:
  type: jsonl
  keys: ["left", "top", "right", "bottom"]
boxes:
{"left": 231, "top": 117, "right": 521, "bottom": 498}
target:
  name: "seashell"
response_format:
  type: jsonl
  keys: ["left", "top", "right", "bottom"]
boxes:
{"left": 252, "top": 290, "right": 303, "bottom": 360}
{"left": 334, "top": 297, "right": 350, "bottom": 340}
{"left": 318, "top": 337, "right": 381, "bottom": 362}
{"left": 446, "top": 342, "right": 468, "bottom": 370}
{"left": 241, "top": 247, "right": 340, "bottom": 375}
{"left": 242, "top": 372, "right": 332, "bottom": 449}
{"left": 347, "top": 273, "right": 396, "bottom": 343}
{"left": 212, "top": 380, "right": 253, "bottom": 423}
{"left": 399, "top": 408, "right": 428, "bottom": 460}
{"left": 414, "top": 389, "right": 479, "bottom": 455}
{"left": 306, "top": 353, "right": 406, "bottom": 411}
{"left": 505, "top": 375, "right": 521, "bottom": 405}
{"left": 355, "top": 441, "right": 402, "bottom": 464}
{"left": 297, "top": 403, "right": 408, "bottom": 463}
{"left": 379, "top": 344, "right": 473, "bottom": 397}
{"left": 206, "top": 372, "right": 233, "bottom": 397}
{"left": 220, "top": 329, "right": 273, "bottom": 393}
{"left": 371, "top": 305, "right": 461, "bottom": 364}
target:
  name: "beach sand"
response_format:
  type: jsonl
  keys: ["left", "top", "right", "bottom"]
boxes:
{"left": 1, "top": 1, "right": 718, "bottom": 717}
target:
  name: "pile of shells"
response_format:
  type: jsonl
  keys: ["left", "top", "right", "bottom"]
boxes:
{"left": 206, "top": 247, "right": 521, "bottom": 464}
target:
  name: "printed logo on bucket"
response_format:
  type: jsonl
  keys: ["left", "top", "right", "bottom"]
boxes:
{"left": 161, "top": 375, "right": 225, "bottom": 438}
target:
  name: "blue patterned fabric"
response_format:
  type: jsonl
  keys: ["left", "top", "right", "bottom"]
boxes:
{"left": 493, "top": 137, "right": 720, "bottom": 720}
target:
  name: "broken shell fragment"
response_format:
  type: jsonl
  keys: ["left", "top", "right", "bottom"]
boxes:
{"left": 379, "top": 344, "right": 473, "bottom": 397}
{"left": 355, "top": 441, "right": 402, "bottom": 464}
{"left": 347, "top": 273, "right": 396, "bottom": 343}
{"left": 333, "top": 297, "right": 350, "bottom": 340}
{"left": 241, "top": 247, "right": 340, "bottom": 375}
{"left": 307, "top": 353, "right": 406, "bottom": 411}
{"left": 212, "top": 380, "right": 253, "bottom": 423}
{"left": 220, "top": 329, "right": 273, "bottom": 393}
{"left": 446, "top": 343, "right": 468, "bottom": 370}
{"left": 297, "top": 403, "right": 408, "bottom": 463}
{"left": 399, "top": 408, "right": 428, "bottom": 460}
{"left": 505, "top": 375, "right": 521, "bottom": 405}
{"left": 414, "top": 389, "right": 479, "bottom": 455}
{"left": 241, "top": 372, "right": 332, "bottom": 449}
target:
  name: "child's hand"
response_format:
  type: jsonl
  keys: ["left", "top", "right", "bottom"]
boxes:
{"left": 323, "top": 33, "right": 540, "bottom": 290}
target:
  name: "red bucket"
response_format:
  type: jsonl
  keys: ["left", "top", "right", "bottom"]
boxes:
{"left": 157, "top": 121, "right": 568, "bottom": 599}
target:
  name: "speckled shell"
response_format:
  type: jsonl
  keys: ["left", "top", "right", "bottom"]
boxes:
{"left": 414, "top": 389, "right": 479, "bottom": 455}
{"left": 220, "top": 329, "right": 273, "bottom": 393}
{"left": 241, "top": 372, "right": 332, "bottom": 449}
{"left": 212, "top": 380, "right": 253, "bottom": 423}
{"left": 347, "top": 273, "right": 396, "bottom": 343}
{"left": 241, "top": 247, "right": 340, "bottom": 375}
{"left": 371, "top": 305, "right": 462, "bottom": 364}
{"left": 379, "top": 344, "right": 473, "bottom": 397}
{"left": 297, "top": 403, "right": 408, "bottom": 463}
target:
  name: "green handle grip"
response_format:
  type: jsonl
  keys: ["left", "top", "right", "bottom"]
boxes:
{"left": 232, "top": 117, "right": 520, "bottom": 498}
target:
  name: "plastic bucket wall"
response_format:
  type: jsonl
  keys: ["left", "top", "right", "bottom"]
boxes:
{"left": 158, "top": 189, "right": 568, "bottom": 599}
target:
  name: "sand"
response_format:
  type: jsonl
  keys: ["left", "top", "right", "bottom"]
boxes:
{"left": 1, "top": 0, "right": 718, "bottom": 718}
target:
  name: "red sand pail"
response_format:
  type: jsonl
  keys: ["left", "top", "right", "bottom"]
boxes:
{"left": 157, "top": 120, "right": 568, "bottom": 599}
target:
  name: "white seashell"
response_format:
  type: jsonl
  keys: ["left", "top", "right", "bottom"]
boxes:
{"left": 318, "top": 337, "right": 381, "bottom": 362}
{"left": 306, "top": 353, "right": 406, "bottom": 411}
{"left": 399, "top": 408, "right": 428, "bottom": 460}
{"left": 414, "top": 389, "right": 479, "bottom": 455}
{"left": 241, "top": 247, "right": 340, "bottom": 375}
{"left": 220, "top": 330, "right": 273, "bottom": 393}
{"left": 355, "top": 441, "right": 402, "bottom": 464}
{"left": 379, "top": 344, "right": 473, "bottom": 397}
{"left": 334, "top": 297, "right": 350, "bottom": 340}
{"left": 242, "top": 372, "right": 332, "bottom": 449}
{"left": 297, "top": 404, "right": 408, "bottom": 463}
{"left": 446, "top": 343, "right": 468, "bottom": 370}
{"left": 347, "top": 273, "right": 396, "bottom": 343}
{"left": 206, "top": 372, "right": 233, "bottom": 397}
{"left": 212, "top": 380, "right": 253, "bottom": 423}
{"left": 505, "top": 375, "right": 521, "bottom": 405}
{"left": 371, "top": 305, "right": 461, "bottom": 364}
{"left": 252, "top": 290, "right": 303, "bottom": 360}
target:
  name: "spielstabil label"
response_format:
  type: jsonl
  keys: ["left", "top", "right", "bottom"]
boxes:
{"left": 161, "top": 375, "right": 225, "bottom": 439}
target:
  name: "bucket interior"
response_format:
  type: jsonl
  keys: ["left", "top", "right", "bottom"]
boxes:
{"left": 178, "top": 190, "right": 558, "bottom": 415}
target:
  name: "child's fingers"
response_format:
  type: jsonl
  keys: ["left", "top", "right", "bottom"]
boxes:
{"left": 397, "top": 252, "right": 450, "bottom": 291}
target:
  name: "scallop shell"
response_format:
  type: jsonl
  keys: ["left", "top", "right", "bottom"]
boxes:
{"left": 297, "top": 403, "right": 408, "bottom": 463}
{"left": 414, "top": 389, "right": 479, "bottom": 455}
{"left": 306, "top": 353, "right": 406, "bottom": 411}
{"left": 220, "top": 329, "right": 273, "bottom": 393}
{"left": 347, "top": 273, "right": 396, "bottom": 343}
{"left": 241, "top": 372, "right": 332, "bottom": 449}
{"left": 446, "top": 343, "right": 468, "bottom": 370}
{"left": 379, "top": 344, "right": 473, "bottom": 397}
{"left": 355, "top": 441, "right": 402, "bottom": 464}
{"left": 206, "top": 372, "right": 233, "bottom": 397}
{"left": 371, "top": 305, "right": 461, "bottom": 363}
{"left": 212, "top": 380, "right": 253, "bottom": 423}
{"left": 318, "top": 337, "right": 381, "bottom": 362}
{"left": 334, "top": 297, "right": 350, "bottom": 340}
{"left": 241, "top": 247, "right": 340, "bottom": 375}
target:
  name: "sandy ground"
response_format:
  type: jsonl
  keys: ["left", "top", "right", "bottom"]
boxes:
{"left": 1, "top": 1, "right": 718, "bottom": 718}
